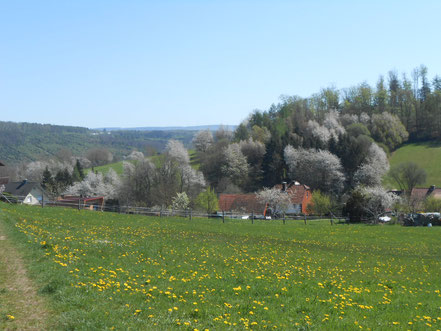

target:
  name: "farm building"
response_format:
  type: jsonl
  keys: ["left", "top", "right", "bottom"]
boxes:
{"left": 55, "top": 196, "right": 105, "bottom": 211}
{"left": 2, "top": 180, "right": 50, "bottom": 205}
{"left": 0, "top": 161, "right": 9, "bottom": 186}
{"left": 411, "top": 185, "right": 441, "bottom": 201}
{"left": 273, "top": 181, "right": 312, "bottom": 215}
{"left": 218, "top": 194, "right": 268, "bottom": 216}
{"left": 218, "top": 181, "right": 313, "bottom": 216}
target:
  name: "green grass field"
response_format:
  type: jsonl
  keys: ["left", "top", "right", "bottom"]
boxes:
{"left": 385, "top": 142, "right": 441, "bottom": 188}
{"left": 87, "top": 150, "right": 200, "bottom": 176}
{"left": 1, "top": 203, "right": 441, "bottom": 330}
{"left": 85, "top": 161, "right": 126, "bottom": 175}
{"left": 85, "top": 160, "right": 137, "bottom": 176}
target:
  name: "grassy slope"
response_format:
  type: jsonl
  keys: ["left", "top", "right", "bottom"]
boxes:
{"left": 1, "top": 203, "right": 441, "bottom": 330}
{"left": 0, "top": 216, "right": 52, "bottom": 330}
{"left": 87, "top": 150, "right": 200, "bottom": 175}
{"left": 384, "top": 142, "right": 441, "bottom": 188}
{"left": 85, "top": 161, "right": 127, "bottom": 175}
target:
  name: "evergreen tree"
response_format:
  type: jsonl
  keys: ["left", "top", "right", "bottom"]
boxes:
{"left": 41, "top": 166, "right": 54, "bottom": 191}
{"left": 72, "top": 159, "right": 85, "bottom": 182}
{"left": 54, "top": 168, "right": 73, "bottom": 195}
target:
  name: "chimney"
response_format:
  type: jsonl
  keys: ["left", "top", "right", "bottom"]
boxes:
{"left": 282, "top": 181, "right": 287, "bottom": 192}
{"left": 17, "top": 179, "right": 27, "bottom": 190}
{"left": 428, "top": 185, "right": 436, "bottom": 195}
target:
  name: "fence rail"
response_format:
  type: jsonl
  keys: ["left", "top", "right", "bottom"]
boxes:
{"left": 0, "top": 194, "right": 346, "bottom": 224}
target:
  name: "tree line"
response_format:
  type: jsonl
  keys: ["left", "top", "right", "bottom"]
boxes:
{"left": 3, "top": 65, "right": 440, "bottom": 221}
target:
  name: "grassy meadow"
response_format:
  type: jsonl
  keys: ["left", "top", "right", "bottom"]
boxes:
{"left": 1, "top": 203, "right": 441, "bottom": 330}
{"left": 385, "top": 142, "right": 441, "bottom": 188}
{"left": 85, "top": 161, "right": 128, "bottom": 176}
{"left": 85, "top": 149, "right": 199, "bottom": 176}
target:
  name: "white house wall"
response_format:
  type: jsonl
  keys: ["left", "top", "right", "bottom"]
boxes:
{"left": 23, "top": 188, "right": 49, "bottom": 205}
{"left": 23, "top": 193, "right": 40, "bottom": 205}
{"left": 286, "top": 204, "right": 302, "bottom": 214}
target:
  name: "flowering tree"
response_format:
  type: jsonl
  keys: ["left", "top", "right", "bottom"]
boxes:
{"left": 221, "top": 143, "right": 249, "bottom": 186}
{"left": 306, "top": 110, "right": 345, "bottom": 144}
{"left": 119, "top": 140, "right": 205, "bottom": 207}
{"left": 360, "top": 186, "right": 399, "bottom": 223}
{"left": 171, "top": 192, "right": 190, "bottom": 210}
{"left": 119, "top": 159, "right": 156, "bottom": 206}
{"left": 192, "top": 130, "right": 214, "bottom": 153}
{"left": 256, "top": 187, "right": 291, "bottom": 217}
{"left": 284, "top": 146, "right": 345, "bottom": 194}
{"left": 66, "top": 170, "right": 121, "bottom": 199}
{"left": 353, "top": 143, "right": 390, "bottom": 187}
{"left": 165, "top": 140, "right": 190, "bottom": 164}
{"left": 127, "top": 151, "right": 145, "bottom": 161}
{"left": 307, "top": 120, "right": 331, "bottom": 144}
{"left": 23, "top": 160, "right": 74, "bottom": 183}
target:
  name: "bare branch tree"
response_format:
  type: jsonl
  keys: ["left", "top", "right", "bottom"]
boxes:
{"left": 256, "top": 187, "right": 291, "bottom": 217}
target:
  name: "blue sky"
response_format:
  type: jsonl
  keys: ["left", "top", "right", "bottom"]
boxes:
{"left": 1, "top": 0, "right": 440, "bottom": 128}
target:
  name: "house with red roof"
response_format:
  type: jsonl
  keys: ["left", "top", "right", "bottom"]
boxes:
{"left": 218, "top": 181, "right": 313, "bottom": 216}
{"left": 218, "top": 193, "right": 268, "bottom": 216}
{"left": 409, "top": 185, "right": 441, "bottom": 209}
{"left": 55, "top": 195, "right": 105, "bottom": 211}
{"left": 274, "top": 181, "right": 312, "bottom": 214}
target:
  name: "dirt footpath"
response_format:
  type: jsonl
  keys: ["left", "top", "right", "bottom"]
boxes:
{"left": 0, "top": 215, "right": 51, "bottom": 330}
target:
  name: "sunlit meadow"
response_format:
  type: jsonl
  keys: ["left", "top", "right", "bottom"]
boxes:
{"left": 1, "top": 203, "right": 441, "bottom": 330}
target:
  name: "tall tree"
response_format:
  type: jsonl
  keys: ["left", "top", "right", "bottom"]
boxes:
{"left": 388, "top": 162, "right": 427, "bottom": 194}
{"left": 195, "top": 187, "right": 219, "bottom": 214}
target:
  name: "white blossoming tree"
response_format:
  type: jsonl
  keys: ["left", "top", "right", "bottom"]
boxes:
{"left": 256, "top": 187, "right": 291, "bottom": 217}
{"left": 284, "top": 146, "right": 345, "bottom": 194}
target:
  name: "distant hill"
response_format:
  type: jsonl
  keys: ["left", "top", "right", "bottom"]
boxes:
{"left": 95, "top": 125, "right": 237, "bottom": 131}
{"left": 0, "top": 121, "right": 198, "bottom": 165}
{"left": 384, "top": 142, "right": 441, "bottom": 188}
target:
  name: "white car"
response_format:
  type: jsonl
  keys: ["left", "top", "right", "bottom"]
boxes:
{"left": 379, "top": 216, "right": 391, "bottom": 222}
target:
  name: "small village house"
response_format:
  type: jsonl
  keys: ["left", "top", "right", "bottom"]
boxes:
{"left": 410, "top": 185, "right": 441, "bottom": 209}
{"left": 2, "top": 180, "right": 50, "bottom": 205}
{"left": 0, "top": 161, "right": 9, "bottom": 186}
{"left": 218, "top": 193, "right": 268, "bottom": 217}
{"left": 274, "top": 181, "right": 312, "bottom": 215}
{"left": 218, "top": 181, "right": 313, "bottom": 217}
{"left": 55, "top": 196, "right": 105, "bottom": 211}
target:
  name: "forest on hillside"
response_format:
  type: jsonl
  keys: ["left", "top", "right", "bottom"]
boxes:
{"left": 2, "top": 66, "right": 440, "bottom": 220}
{"left": 0, "top": 121, "right": 196, "bottom": 164}
{"left": 228, "top": 65, "right": 440, "bottom": 188}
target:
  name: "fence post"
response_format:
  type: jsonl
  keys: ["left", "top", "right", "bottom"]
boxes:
{"left": 222, "top": 211, "right": 225, "bottom": 223}
{"left": 251, "top": 211, "right": 254, "bottom": 224}
{"left": 78, "top": 199, "right": 81, "bottom": 211}
{"left": 330, "top": 214, "right": 333, "bottom": 226}
{"left": 41, "top": 194, "right": 44, "bottom": 208}
{"left": 304, "top": 214, "right": 307, "bottom": 225}
{"left": 283, "top": 213, "right": 285, "bottom": 225}
{"left": 190, "top": 209, "right": 192, "bottom": 220}
{"left": 160, "top": 208, "right": 162, "bottom": 218}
